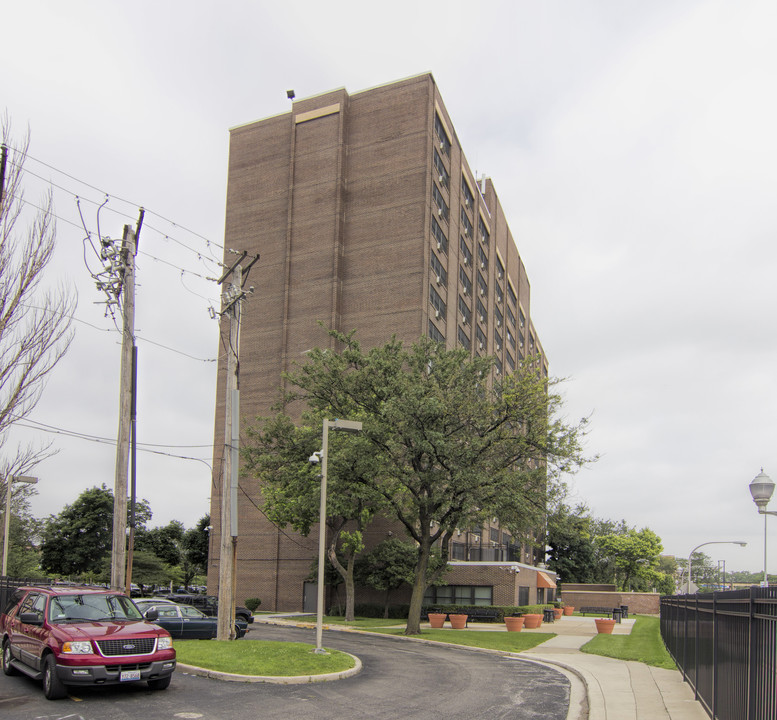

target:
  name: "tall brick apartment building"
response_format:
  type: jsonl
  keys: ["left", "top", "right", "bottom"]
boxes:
{"left": 208, "top": 73, "right": 557, "bottom": 612}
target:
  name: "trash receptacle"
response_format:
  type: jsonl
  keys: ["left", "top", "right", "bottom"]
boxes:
{"left": 620, "top": 605, "right": 629, "bottom": 619}
{"left": 612, "top": 608, "right": 622, "bottom": 623}
{"left": 543, "top": 608, "right": 555, "bottom": 623}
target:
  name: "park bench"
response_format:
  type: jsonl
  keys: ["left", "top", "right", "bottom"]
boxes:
{"left": 578, "top": 606, "right": 624, "bottom": 622}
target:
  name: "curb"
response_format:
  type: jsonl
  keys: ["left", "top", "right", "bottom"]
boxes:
{"left": 177, "top": 651, "right": 362, "bottom": 685}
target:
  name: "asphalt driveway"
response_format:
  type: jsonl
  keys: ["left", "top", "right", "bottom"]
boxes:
{"left": 1, "top": 624, "right": 570, "bottom": 719}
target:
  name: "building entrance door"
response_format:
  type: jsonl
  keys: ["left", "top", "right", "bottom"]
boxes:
{"left": 303, "top": 582, "right": 317, "bottom": 613}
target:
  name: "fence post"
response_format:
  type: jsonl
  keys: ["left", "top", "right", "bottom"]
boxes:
{"left": 712, "top": 591, "right": 717, "bottom": 719}
{"left": 747, "top": 585, "right": 755, "bottom": 720}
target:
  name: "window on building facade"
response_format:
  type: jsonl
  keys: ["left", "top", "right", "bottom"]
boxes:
{"left": 494, "top": 306, "right": 503, "bottom": 328}
{"left": 431, "top": 217, "right": 448, "bottom": 254}
{"left": 495, "top": 283, "right": 503, "bottom": 305}
{"left": 457, "top": 326, "right": 471, "bottom": 351}
{"left": 518, "top": 586, "right": 529, "bottom": 606}
{"left": 428, "top": 320, "right": 444, "bottom": 344}
{"left": 506, "top": 305, "right": 516, "bottom": 328}
{"left": 478, "top": 245, "right": 488, "bottom": 272}
{"left": 506, "top": 352, "right": 515, "bottom": 372}
{"left": 506, "top": 327, "right": 516, "bottom": 350}
{"left": 489, "top": 527, "right": 499, "bottom": 542}
{"left": 478, "top": 216, "right": 490, "bottom": 246}
{"left": 459, "top": 266, "right": 471, "bottom": 296}
{"left": 435, "top": 114, "right": 451, "bottom": 156}
{"left": 460, "top": 207, "right": 473, "bottom": 238}
{"left": 433, "top": 149, "right": 449, "bottom": 188}
{"left": 461, "top": 177, "right": 474, "bottom": 209}
{"left": 519, "top": 308, "right": 526, "bottom": 329}
{"left": 431, "top": 252, "right": 447, "bottom": 285}
{"left": 458, "top": 296, "right": 471, "bottom": 325}
{"left": 494, "top": 357, "right": 502, "bottom": 376}
{"left": 476, "top": 325, "right": 486, "bottom": 351}
{"left": 529, "top": 334, "right": 535, "bottom": 351}
{"left": 432, "top": 185, "right": 449, "bottom": 222}
{"left": 476, "top": 298, "right": 487, "bottom": 324}
{"left": 507, "top": 282, "right": 517, "bottom": 307}
{"left": 496, "top": 255, "right": 504, "bottom": 280}
{"left": 477, "top": 271, "right": 488, "bottom": 298}
{"left": 518, "top": 330, "right": 525, "bottom": 353}
{"left": 459, "top": 235, "right": 472, "bottom": 266}
{"left": 424, "top": 585, "right": 493, "bottom": 606}
{"left": 429, "top": 285, "right": 446, "bottom": 319}
{"left": 494, "top": 329, "right": 502, "bottom": 351}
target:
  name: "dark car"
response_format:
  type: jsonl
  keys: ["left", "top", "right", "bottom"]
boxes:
{"left": 161, "top": 594, "right": 254, "bottom": 624}
{"left": 1, "top": 586, "right": 176, "bottom": 700}
{"left": 134, "top": 600, "right": 247, "bottom": 639}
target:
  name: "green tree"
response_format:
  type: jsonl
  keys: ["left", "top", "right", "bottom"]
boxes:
{"left": 135, "top": 520, "right": 184, "bottom": 567}
{"left": 243, "top": 412, "right": 380, "bottom": 621}
{"left": 546, "top": 502, "right": 598, "bottom": 584}
{"left": 596, "top": 528, "right": 664, "bottom": 591}
{"left": 247, "top": 330, "right": 591, "bottom": 634}
{"left": 356, "top": 539, "right": 448, "bottom": 618}
{"left": 40, "top": 485, "right": 151, "bottom": 577}
{"left": 182, "top": 514, "right": 210, "bottom": 586}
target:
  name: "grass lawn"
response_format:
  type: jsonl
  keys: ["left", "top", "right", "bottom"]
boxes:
{"left": 580, "top": 615, "right": 676, "bottom": 670}
{"left": 174, "top": 639, "right": 356, "bottom": 676}
{"left": 369, "top": 626, "right": 553, "bottom": 652}
{"left": 321, "top": 616, "right": 403, "bottom": 629}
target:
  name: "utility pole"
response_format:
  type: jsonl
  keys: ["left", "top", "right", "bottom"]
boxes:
{"left": 110, "top": 211, "right": 143, "bottom": 593}
{"left": 215, "top": 251, "right": 257, "bottom": 640}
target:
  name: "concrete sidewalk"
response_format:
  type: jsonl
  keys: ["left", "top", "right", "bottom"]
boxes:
{"left": 516, "top": 616, "right": 708, "bottom": 720}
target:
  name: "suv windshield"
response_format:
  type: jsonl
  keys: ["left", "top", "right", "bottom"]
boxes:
{"left": 48, "top": 594, "right": 143, "bottom": 623}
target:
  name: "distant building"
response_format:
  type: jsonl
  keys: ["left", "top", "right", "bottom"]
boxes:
{"left": 208, "top": 73, "right": 555, "bottom": 611}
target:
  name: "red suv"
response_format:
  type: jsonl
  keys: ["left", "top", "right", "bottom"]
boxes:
{"left": 1, "top": 586, "right": 176, "bottom": 699}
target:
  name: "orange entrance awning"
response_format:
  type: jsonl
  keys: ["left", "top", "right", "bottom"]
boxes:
{"left": 537, "top": 571, "right": 557, "bottom": 589}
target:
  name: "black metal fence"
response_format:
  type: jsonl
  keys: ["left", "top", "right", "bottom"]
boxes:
{"left": 661, "top": 587, "right": 777, "bottom": 720}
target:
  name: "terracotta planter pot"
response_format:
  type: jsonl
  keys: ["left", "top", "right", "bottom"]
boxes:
{"left": 595, "top": 618, "right": 616, "bottom": 634}
{"left": 449, "top": 613, "right": 468, "bottom": 629}
{"left": 563, "top": 606, "right": 574, "bottom": 616}
{"left": 504, "top": 616, "right": 524, "bottom": 632}
{"left": 553, "top": 608, "right": 563, "bottom": 620}
{"left": 428, "top": 613, "right": 447, "bottom": 629}
{"left": 523, "top": 613, "right": 542, "bottom": 629}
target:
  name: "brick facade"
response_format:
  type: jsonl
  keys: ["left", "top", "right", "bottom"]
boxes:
{"left": 209, "top": 73, "right": 549, "bottom": 611}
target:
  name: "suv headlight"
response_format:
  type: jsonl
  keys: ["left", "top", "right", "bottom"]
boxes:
{"left": 62, "top": 641, "right": 93, "bottom": 654}
{"left": 157, "top": 636, "right": 173, "bottom": 650}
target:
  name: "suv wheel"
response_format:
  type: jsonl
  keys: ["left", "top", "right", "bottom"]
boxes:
{"left": 147, "top": 675, "right": 171, "bottom": 691}
{"left": 2, "top": 641, "right": 18, "bottom": 676}
{"left": 42, "top": 654, "right": 68, "bottom": 700}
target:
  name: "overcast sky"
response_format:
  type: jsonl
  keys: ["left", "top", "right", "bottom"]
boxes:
{"left": 5, "top": 0, "right": 776, "bottom": 575}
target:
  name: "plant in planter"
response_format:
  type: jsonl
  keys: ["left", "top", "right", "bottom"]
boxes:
{"left": 563, "top": 605, "right": 574, "bottom": 615}
{"left": 428, "top": 612, "right": 447, "bottom": 628}
{"left": 595, "top": 617, "right": 616, "bottom": 634}
{"left": 449, "top": 613, "right": 468, "bottom": 629}
{"left": 523, "top": 613, "right": 542, "bottom": 629}
{"left": 504, "top": 616, "right": 524, "bottom": 632}
{"left": 553, "top": 607, "right": 563, "bottom": 620}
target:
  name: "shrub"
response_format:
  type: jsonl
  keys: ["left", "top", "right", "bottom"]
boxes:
{"left": 244, "top": 597, "right": 261, "bottom": 612}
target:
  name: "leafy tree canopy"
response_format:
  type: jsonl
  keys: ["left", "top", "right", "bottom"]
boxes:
{"left": 245, "top": 330, "right": 592, "bottom": 633}
{"left": 40, "top": 485, "right": 151, "bottom": 577}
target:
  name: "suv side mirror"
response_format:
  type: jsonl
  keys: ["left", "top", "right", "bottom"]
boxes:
{"left": 20, "top": 612, "right": 43, "bottom": 626}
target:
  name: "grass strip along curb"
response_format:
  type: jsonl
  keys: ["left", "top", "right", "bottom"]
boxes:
{"left": 175, "top": 639, "right": 360, "bottom": 683}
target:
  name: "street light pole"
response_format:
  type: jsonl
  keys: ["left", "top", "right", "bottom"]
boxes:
{"left": 685, "top": 540, "right": 746, "bottom": 593}
{"left": 2, "top": 476, "right": 38, "bottom": 576}
{"left": 749, "top": 469, "right": 777, "bottom": 586}
{"left": 313, "top": 418, "right": 362, "bottom": 654}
